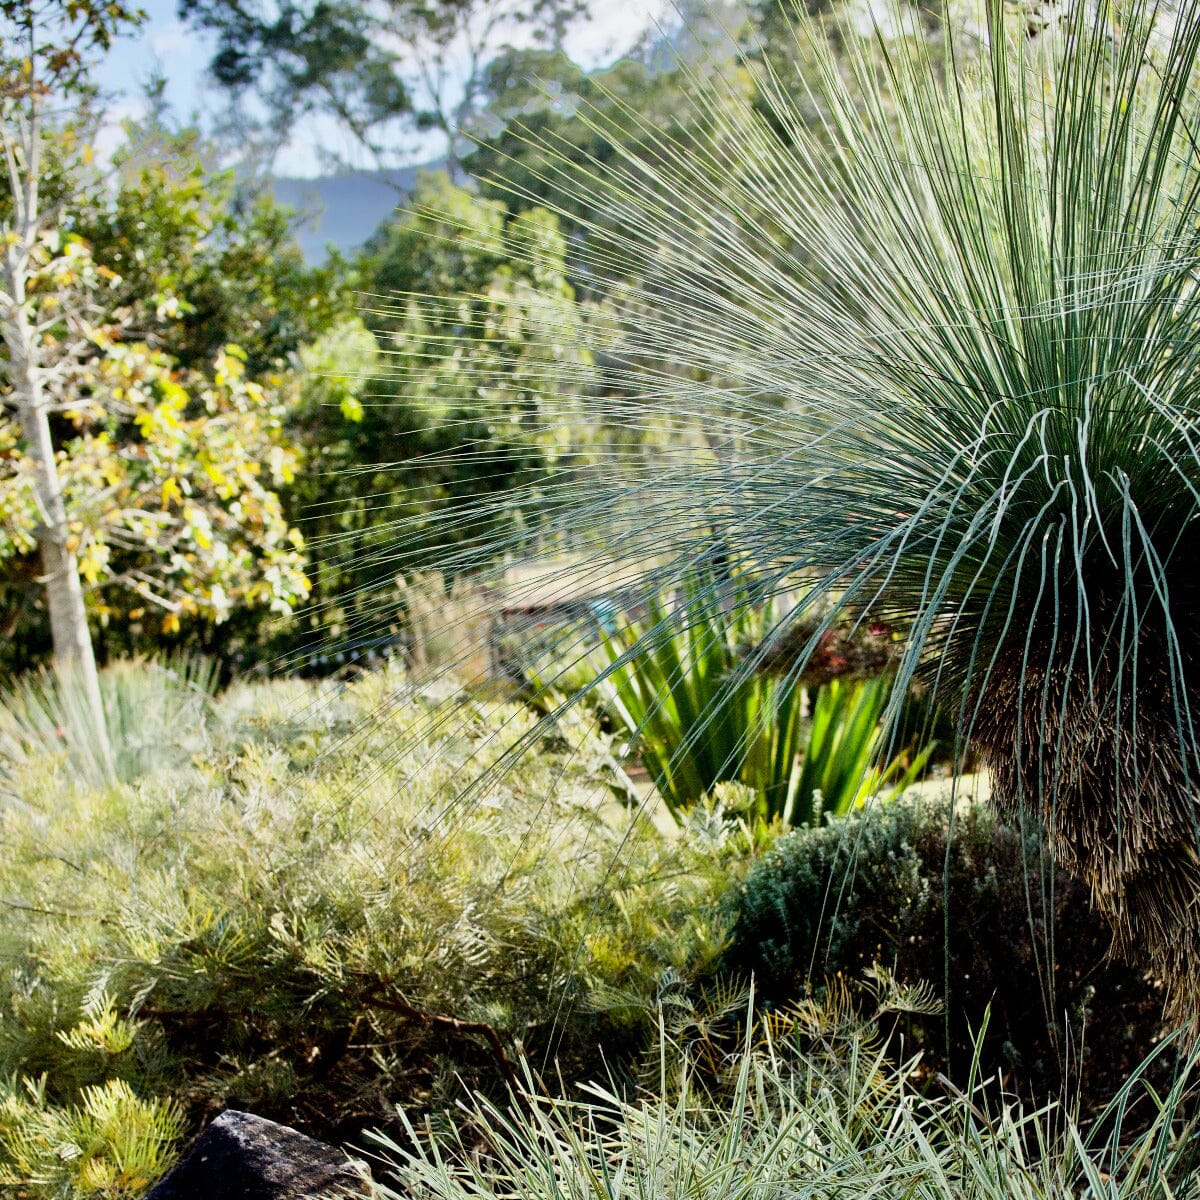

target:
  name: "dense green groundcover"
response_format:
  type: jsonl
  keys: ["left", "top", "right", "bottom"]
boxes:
{"left": 0, "top": 664, "right": 752, "bottom": 1195}
{"left": 0, "top": 663, "right": 1186, "bottom": 1197}
{"left": 725, "top": 799, "right": 1171, "bottom": 1112}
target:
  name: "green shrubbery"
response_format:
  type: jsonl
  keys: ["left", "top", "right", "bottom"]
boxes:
{"left": 0, "top": 1076, "right": 182, "bottom": 1197}
{"left": 724, "top": 798, "right": 1169, "bottom": 1115}
{"left": 0, "top": 662, "right": 758, "bottom": 1195}
{"left": 0, "top": 661, "right": 1188, "bottom": 1197}
{"left": 527, "top": 574, "right": 931, "bottom": 826}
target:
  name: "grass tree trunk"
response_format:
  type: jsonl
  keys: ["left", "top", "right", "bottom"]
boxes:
{"left": 970, "top": 584, "right": 1200, "bottom": 1023}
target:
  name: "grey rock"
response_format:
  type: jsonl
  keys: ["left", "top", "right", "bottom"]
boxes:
{"left": 144, "top": 1109, "right": 366, "bottom": 1199}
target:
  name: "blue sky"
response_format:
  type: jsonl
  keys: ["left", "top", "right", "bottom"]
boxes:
{"left": 94, "top": 0, "right": 215, "bottom": 141}
{"left": 93, "top": 0, "right": 672, "bottom": 176}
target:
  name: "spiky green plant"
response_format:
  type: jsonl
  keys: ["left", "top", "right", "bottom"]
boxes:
{"left": 592, "top": 575, "right": 807, "bottom": 820}
{"left": 570, "top": 574, "right": 927, "bottom": 823}
{"left": 0, "top": 656, "right": 219, "bottom": 787}
{"left": 336, "top": 0, "right": 1200, "bottom": 1024}
{"left": 369, "top": 1015, "right": 1200, "bottom": 1200}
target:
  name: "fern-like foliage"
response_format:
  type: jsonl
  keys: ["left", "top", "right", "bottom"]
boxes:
{"left": 0, "top": 664, "right": 753, "bottom": 1184}
{"left": 0, "top": 1075, "right": 183, "bottom": 1199}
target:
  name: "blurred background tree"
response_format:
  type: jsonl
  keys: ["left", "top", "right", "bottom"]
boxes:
{"left": 281, "top": 170, "right": 599, "bottom": 670}
{"left": 177, "top": 0, "right": 589, "bottom": 175}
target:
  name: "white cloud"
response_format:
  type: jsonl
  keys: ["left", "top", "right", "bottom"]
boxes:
{"left": 565, "top": 0, "right": 674, "bottom": 65}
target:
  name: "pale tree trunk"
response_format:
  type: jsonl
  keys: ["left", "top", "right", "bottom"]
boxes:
{"left": 14, "top": 332, "right": 105, "bottom": 668}
{"left": 0, "top": 93, "right": 111, "bottom": 768}
{"left": 6, "top": 302, "right": 110, "bottom": 767}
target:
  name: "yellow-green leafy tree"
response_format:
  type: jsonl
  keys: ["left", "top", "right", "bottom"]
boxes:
{"left": 0, "top": 8, "right": 324, "bottom": 743}
{"left": 0, "top": 318, "right": 310, "bottom": 639}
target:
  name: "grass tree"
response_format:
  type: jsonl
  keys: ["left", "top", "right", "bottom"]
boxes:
{"left": 362, "top": 0, "right": 1200, "bottom": 1021}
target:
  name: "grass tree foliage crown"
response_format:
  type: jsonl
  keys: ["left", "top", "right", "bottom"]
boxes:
{"left": 353, "top": 0, "right": 1200, "bottom": 1025}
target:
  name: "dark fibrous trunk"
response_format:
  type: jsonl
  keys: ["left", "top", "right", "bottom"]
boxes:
{"left": 967, "top": 554, "right": 1200, "bottom": 1022}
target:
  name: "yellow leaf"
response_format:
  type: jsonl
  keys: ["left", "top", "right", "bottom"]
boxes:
{"left": 161, "top": 612, "right": 181, "bottom": 635}
{"left": 78, "top": 541, "right": 109, "bottom": 585}
{"left": 155, "top": 403, "right": 181, "bottom": 431}
{"left": 161, "top": 477, "right": 181, "bottom": 508}
{"left": 159, "top": 379, "right": 188, "bottom": 410}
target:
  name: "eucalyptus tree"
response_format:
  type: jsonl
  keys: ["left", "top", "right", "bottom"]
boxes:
{"left": 181, "top": 0, "right": 587, "bottom": 175}
{"left": 0, "top": 0, "right": 143, "bottom": 757}
{"left": 354, "top": 0, "right": 1200, "bottom": 1024}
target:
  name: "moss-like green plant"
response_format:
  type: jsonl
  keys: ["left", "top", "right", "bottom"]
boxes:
{"left": 725, "top": 797, "right": 1168, "bottom": 1111}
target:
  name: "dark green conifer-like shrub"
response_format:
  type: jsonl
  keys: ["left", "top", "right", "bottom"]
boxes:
{"left": 724, "top": 798, "right": 1168, "bottom": 1113}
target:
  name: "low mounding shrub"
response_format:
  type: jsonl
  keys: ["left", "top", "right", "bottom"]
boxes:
{"left": 0, "top": 662, "right": 755, "bottom": 1196}
{"left": 723, "top": 798, "right": 1170, "bottom": 1115}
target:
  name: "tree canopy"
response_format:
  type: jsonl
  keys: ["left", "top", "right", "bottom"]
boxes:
{"left": 179, "top": 0, "right": 588, "bottom": 171}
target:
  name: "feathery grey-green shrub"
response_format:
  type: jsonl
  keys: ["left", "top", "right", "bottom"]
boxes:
{"left": 0, "top": 662, "right": 755, "bottom": 1193}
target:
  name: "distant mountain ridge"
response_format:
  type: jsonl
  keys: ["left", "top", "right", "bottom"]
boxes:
{"left": 271, "top": 164, "right": 433, "bottom": 260}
